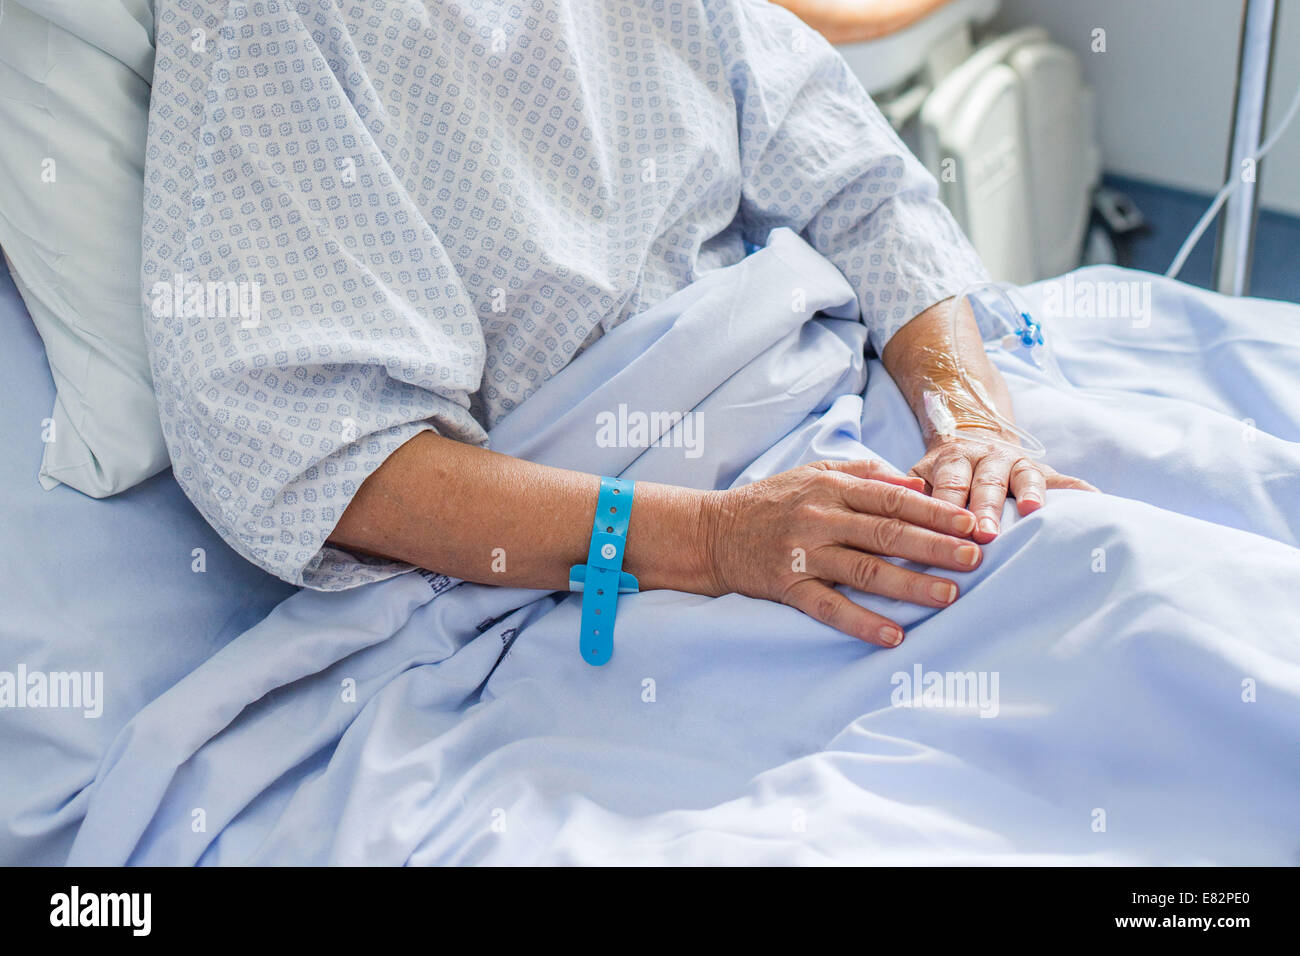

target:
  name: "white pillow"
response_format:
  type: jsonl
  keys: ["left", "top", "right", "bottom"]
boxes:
{"left": 0, "top": 0, "right": 163, "bottom": 497}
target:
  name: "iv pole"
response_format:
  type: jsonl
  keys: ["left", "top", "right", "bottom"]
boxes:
{"left": 1213, "top": 0, "right": 1279, "bottom": 296}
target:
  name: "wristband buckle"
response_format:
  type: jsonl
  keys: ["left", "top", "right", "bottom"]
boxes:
{"left": 569, "top": 476, "right": 638, "bottom": 666}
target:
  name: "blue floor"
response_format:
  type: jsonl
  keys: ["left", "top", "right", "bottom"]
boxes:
{"left": 1104, "top": 173, "right": 1300, "bottom": 304}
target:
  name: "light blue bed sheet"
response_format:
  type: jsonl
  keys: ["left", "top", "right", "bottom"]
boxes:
{"left": 0, "top": 256, "right": 297, "bottom": 865}
{"left": 52, "top": 229, "right": 1300, "bottom": 866}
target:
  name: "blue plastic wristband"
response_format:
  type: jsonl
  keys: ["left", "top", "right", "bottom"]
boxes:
{"left": 570, "top": 476, "right": 638, "bottom": 666}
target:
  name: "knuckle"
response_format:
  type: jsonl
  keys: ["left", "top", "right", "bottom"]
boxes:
{"left": 812, "top": 593, "right": 841, "bottom": 624}
{"left": 1013, "top": 461, "right": 1043, "bottom": 482}
{"left": 850, "top": 553, "right": 882, "bottom": 590}
{"left": 934, "top": 477, "right": 968, "bottom": 495}
{"left": 872, "top": 517, "right": 907, "bottom": 553}
{"left": 927, "top": 533, "right": 954, "bottom": 565}
{"left": 819, "top": 469, "right": 850, "bottom": 491}
{"left": 876, "top": 482, "right": 908, "bottom": 516}
{"left": 899, "top": 572, "right": 929, "bottom": 601}
{"left": 916, "top": 574, "right": 944, "bottom": 601}
{"left": 917, "top": 501, "right": 947, "bottom": 528}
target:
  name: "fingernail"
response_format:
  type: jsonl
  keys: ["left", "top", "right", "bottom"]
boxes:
{"left": 1021, "top": 493, "right": 1041, "bottom": 506}
{"left": 956, "top": 544, "right": 980, "bottom": 567}
{"left": 978, "top": 517, "right": 999, "bottom": 536}
{"left": 929, "top": 581, "right": 957, "bottom": 605}
{"left": 952, "top": 512, "right": 976, "bottom": 534}
{"left": 878, "top": 625, "right": 904, "bottom": 647}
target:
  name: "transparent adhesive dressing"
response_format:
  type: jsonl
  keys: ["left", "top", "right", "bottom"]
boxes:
{"left": 920, "top": 282, "right": 1074, "bottom": 460}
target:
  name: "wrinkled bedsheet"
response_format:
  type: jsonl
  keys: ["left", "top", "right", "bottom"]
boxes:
{"left": 68, "top": 231, "right": 1300, "bottom": 865}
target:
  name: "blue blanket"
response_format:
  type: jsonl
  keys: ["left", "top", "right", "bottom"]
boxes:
{"left": 66, "top": 231, "right": 1300, "bottom": 864}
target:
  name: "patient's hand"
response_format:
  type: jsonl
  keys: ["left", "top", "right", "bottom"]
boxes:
{"left": 882, "top": 297, "right": 1099, "bottom": 539}
{"left": 908, "top": 429, "right": 1098, "bottom": 544}
{"left": 698, "top": 459, "right": 981, "bottom": 648}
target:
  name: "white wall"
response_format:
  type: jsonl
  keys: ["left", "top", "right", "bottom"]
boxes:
{"left": 993, "top": 0, "right": 1300, "bottom": 216}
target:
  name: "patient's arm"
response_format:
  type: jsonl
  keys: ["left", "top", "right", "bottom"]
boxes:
{"left": 882, "top": 298, "right": 1098, "bottom": 542}
{"left": 329, "top": 433, "right": 982, "bottom": 648}
{"left": 331, "top": 434, "right": 710, "bottom": 595}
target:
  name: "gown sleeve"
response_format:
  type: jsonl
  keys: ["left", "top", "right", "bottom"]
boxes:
{"left": 718, "top": 0, "right": 990, "bottom": 354}
{"left": 143, "top": 6, "right": 489, "bottom": 590}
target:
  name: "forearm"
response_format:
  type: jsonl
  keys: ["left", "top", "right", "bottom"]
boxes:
{"left": 880, "top": 297, "right": 1016, "bottom": 446}
{"left": 328, "top": 421, "right": 987, "bottom": 649}
{"left": 329, "top": 431, "right": 715, "bottom": 595}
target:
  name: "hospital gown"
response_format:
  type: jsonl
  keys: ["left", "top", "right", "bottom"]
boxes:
{"left": 142, "top": 0, "right": 987, "bottom": 588}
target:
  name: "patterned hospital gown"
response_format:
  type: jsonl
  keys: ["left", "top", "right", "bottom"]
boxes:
{"left": 142, "top": 0, "right": 987, "bottom": 588}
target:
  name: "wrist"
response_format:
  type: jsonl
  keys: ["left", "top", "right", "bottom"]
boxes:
{"left": 694, "top": 489, "right": 736, "bottom": 598}
{"left": 622, "top": 482, "right": 718, "bottom": 595}
{"left": 926, "top": 423, "right": 1021, "bottom": 449}
{"left": 919, "top": 383, "right": 1014, "bottom": 448}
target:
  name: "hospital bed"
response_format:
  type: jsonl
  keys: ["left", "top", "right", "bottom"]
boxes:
{"left": 0, "top": 259, "right": 298, "bottom": 864}
{"left": 9, "top": 235, "right": 1300, "bottom": 866}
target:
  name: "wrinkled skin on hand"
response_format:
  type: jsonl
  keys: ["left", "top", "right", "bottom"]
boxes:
{"left": 700, "top": 458, "right": 984, "bottom": 648}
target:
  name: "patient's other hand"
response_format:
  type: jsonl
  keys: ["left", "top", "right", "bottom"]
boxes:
{"left": 697, "top": 459, "right": 981, "bottom": 648}
{"left": 908, "top": 428, "right": 1099, "bottom": 544}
